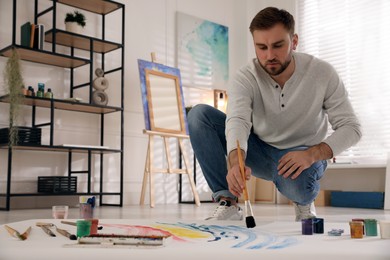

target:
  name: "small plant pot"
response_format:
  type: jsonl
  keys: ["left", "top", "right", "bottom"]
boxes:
{"left": 65, "top": 22, "right": 82, "bottom": 34}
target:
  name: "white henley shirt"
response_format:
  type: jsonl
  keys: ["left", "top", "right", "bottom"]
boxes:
{"left": 226, "top": 52, "right": 361, "bottom": 156}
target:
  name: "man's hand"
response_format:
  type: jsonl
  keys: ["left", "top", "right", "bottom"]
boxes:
{"left": 277, "top": 150, "right": 314, "bottom": 179}
{"left": 227, "top": 149, "right": 251, "bottom": 197}
{"left": 277, "top": 142, "right": 333, "bottom": 179}
{"left": 227, "top": 164, "right": 251, "bottom": 197}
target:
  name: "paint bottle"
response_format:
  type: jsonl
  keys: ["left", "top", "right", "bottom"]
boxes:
{"left": 313, "top": 218, "right": 324, "bottom": 234}
{"left": 76, "top": 220, "right": 91, "bottom": 238}
{"left": 301, "top": 218, "right": 313, "bottom": 235}
{"left": 364, "top": 219, "right": 378, "bottom": 236}
{"left": 352, "top": 218, "right": 365, "bottom": 234}
{"left": 349, "top": 221, "right": 364, "bottom": 239}
{"left": 89, "top": 219, "right": 99, "bottom": 235}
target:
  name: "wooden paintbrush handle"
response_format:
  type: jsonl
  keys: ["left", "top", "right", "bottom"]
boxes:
{"left": 236, "top": 140, "right": 249, "bottom": 201}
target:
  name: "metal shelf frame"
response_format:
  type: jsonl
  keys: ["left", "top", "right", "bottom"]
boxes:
{"left": 0, "top": 0, "right": 125, "bottom": 210}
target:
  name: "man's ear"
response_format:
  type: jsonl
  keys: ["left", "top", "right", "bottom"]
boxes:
{"left": 292, "top": 33, "right": 298, "bottom": 50}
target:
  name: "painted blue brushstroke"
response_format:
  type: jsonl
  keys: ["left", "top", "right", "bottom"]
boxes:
{"left": 247, "top": 231, "right": 277, "bottom": 249}
{"left": 156, "top": 222, "right": 298, "bottom": 250}
{"left": 266, "top": 237, "right": 299, "bottom": 249}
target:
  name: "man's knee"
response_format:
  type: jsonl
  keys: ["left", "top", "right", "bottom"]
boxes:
{"left": 188, "top": 104, "right": 209, "bottom": 126}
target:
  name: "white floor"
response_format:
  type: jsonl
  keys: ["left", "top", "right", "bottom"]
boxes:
{"left": 1, "top": 203, "right": 390, "bottom": 260}
{"left": 1, "top": 203, "right": 390, "bottom": 225}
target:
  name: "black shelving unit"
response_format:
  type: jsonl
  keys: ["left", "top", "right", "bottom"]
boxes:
{"left": 0, "top": 0, "right": 125, "bottom": 210}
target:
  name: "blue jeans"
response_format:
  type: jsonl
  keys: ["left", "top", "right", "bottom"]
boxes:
{"left": 187, "top": 104, "right": 327, "bottom": 205}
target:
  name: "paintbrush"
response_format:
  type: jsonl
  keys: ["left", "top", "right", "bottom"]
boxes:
{"left": 4, "top": 225, "right": 31, "bottom": 240}
{"left": 236, "top": 140, "right": 256, "bottom": 228}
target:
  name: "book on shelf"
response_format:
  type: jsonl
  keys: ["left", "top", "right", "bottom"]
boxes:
{"left": 20, "top": 22, "right": 31, "bottom": 47}
{"left": 33, "top": 24, "right": 44, "bottom": 50}
{"left": 21, "top": 23, "right": 44, "bottom": 50}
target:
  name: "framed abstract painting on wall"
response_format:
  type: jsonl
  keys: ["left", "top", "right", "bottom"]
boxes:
{"left": 176, "top": 12, "right": 229, "bottom": 89}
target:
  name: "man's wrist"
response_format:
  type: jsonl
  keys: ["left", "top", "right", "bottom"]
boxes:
{"left": 309, "top": 142, "right": 333, "bottom": 162}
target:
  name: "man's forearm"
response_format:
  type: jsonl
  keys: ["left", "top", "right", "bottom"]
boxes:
{"left": 227, "top": 149, "right": 245, "bottom": 169}
{"left": 307, "top": 142, "right": 333, "bottom": 162}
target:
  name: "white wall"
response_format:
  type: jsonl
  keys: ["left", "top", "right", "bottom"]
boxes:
{"left": 0, "top": 0, "right": 295, "bottom": 208}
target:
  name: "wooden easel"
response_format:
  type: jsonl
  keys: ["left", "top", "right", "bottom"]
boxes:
{"left": 139, "top": 53, "right": 201, "bottom": 208}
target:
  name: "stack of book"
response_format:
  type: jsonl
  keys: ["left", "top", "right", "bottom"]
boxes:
{"left": 20, "top": 22, "right": 44, "bottom": 50}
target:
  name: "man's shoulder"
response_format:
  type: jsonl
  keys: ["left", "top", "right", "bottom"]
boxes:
{"left": 296, "top": 52, "right": 336, "bottom": 73}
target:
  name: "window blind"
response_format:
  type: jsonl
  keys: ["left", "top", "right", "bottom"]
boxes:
{"left": 297, "top": 0, "right": 390, "bottom": 163}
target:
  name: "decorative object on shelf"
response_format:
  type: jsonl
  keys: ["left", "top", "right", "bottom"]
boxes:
{"left": 92, "top": 68, "right": 109, "bottom": 105}
{"left": 44, "top": 88, "right": 53, "bottom": 98}
{"left": 2, "top": 48, "right": 25, "bottom": 147}
{"left": 37, "top": 176, "right": 77, "bottom": 194}
{"left": 0, "top": 126, "right": 41, "bottom": 145}
{"left": 95, "top": 68, "right": 104, "bottom": 77}
{"left": 36, "top": 83, "right": 44, "bottom": 97}
{"left": 64, "top": 10, "right": 86, "bottom": 34}
{"left": 92, "top": 90, "right": 108, "bottom": 105}
{"left": 93, "top": 76, "right": 109, "bottom": 91}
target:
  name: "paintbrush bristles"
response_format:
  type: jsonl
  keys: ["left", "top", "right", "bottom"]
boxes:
{"left": 246, "top": 216, "right": 256, "bottom": 228}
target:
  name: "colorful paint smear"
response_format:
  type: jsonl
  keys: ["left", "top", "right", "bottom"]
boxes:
{"left": 102, "top": 222, "right": 298, "bottom": 250}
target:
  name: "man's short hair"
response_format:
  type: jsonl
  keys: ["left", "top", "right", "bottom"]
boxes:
{"left": 249, "top": 7, "right": 295, "bottom": 35}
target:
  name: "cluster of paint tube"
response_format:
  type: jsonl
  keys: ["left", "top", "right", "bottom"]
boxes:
{"left": 301, "top": 218, "right": 390, "bottom": 239}
{"left": 301, "top": 218, "right": 324, "bottom": 235}
{"left": 349, "top": 218, "right": 390, "bottom": 239}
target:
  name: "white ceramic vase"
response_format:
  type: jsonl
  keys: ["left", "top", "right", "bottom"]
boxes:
{"left": 65, "top": 22, "right": 81, "bottom": 34}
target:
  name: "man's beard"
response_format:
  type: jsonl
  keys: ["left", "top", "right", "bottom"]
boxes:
{"left": 260, "top": 55, "right": 292, "bottom": 76}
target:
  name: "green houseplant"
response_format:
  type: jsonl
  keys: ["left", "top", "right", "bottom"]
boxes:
{"left": 3, "top": 48, "right": 25, "bottom": 147}
{"left": 64, "top": 10, "right": 86, "bottom": 33}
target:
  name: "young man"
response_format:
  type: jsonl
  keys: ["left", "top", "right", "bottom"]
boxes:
{"left": 187, "top": 7, "right": 361, "bottom": 221}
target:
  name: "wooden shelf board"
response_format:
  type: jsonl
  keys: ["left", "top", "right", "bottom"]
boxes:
{"left": 0, "top": 45, "right": 89, "bottom": 68}
{"left": 45, "top": 30, "right": 122, "bottom": 53}
{"left": 0, "top": 192, "right": 121, "bottom": 197}
{"left": 0, "top": 95, "right": 122, "bottom": 114}
{"left": 57, "top": 0, "right": 123, "bottom": 15}
{"left": 0, "top": 144, "right": 121, "bottom": 154}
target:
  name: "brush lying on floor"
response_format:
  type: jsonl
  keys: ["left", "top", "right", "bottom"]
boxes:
{"left": 237, "top": 140, "right": 256, "bottom": 228}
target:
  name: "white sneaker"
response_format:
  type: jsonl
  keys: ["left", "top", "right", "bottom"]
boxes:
{"left": 205, "top": 200, "right": 243, "bottom": 220}
{"left": 294, "top": 202, "right": 316, "bottom": 221}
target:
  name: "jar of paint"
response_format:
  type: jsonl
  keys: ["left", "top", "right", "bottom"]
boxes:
{"left": 76, "top": 220, "right": 91, "bottom": 238}
{"left": 89, "top": 219, "right": 99, "bottom": 235}
{"left": 349, "top": 221, "right": 364, "bottom": 239}
{"left": 379, "top": 221, "right": 390, "bottom": 239}
{"left": 79, "top": 203, "right": 93, "bottom": 219}
{"left": 313, "top": 218, "right": 324, "bottom": 234}
{"left": 301, "top": 218, "right": 313, "bottom": 235}
{"left": 352, "top": 218, "right": 365, "bottom": 234}
{"left": 364, "top": 219, "right": 378, "bottom": 236}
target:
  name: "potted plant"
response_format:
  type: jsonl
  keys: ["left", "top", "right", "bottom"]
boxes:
{"left": 64, "top": 10, "right": 86, "bottom": 33}
{"left": 2, "top": 48, "right": 25, "bottom": 147}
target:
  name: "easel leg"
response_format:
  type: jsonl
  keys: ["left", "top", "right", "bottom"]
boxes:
{"left": 140, "top": 137, "right": 150, "bottom": 205}
{"left": 149, "top": 136, "right": 155, "bottom": 208}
